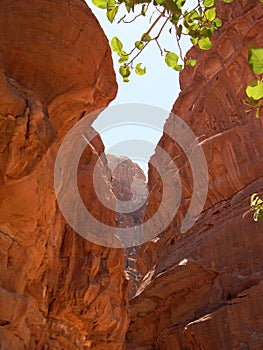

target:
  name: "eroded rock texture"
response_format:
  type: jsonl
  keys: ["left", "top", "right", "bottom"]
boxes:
{"left": 127, "top": 1, "right": 263, "bottom": 349}
{"left": 107, "top": 155, "right": 147, "bottom": 295}
{"left": 0, "top": 1, "right": 130, "bottom": 349}
{"left": 1, "top": 0, "right": 263, "bottom": 349}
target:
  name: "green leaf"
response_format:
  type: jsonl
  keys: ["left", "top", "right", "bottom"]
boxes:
{"left": 191, "top": 37, "right": 198, "bottom": 45}
{"left": 223, "top": 0, "right": 233, "bottom": 3}
{"left": 176, "top": 0, "right": 186, "bottom": 9}
{"left": 164, "top": 0, "right": 181, "bottom": 15}
{"left": 214, "top": 17, "right": 222, "bottom": 27}
{"left": 254, "top": 208, "right": 263, "bottom": 221}
{"left": 107, "top": 0, "right": 115, "bottom": 10}
{"left": 141, "top": 33, "right": 151, "bottom": 42}
{"left": 205, "top": 7, "right": 216, "bottom": 21}
{"left": 186, "top": 59, "right": 197, "bottom": 67}
{"left": 107, "top": 7, "right": 118, "bottom": 22}
{"left": 118, "top": 57, "right": 125, "bottom": 63}
{"left": 118, "top": 49, "right": 128, "bottom": 57}
{"left": 198, "top": 37, "right": 212, "bottom": 50}
{"left": 124, "top": 0, "right": 133, "bottom": 12}
{"left": 251, "top": 193, "right": 259, "bottom": 208}
{"left": 243, "top": 97, "right": 256, "bottom": 106}
{"left": 92, "top": 0, "right": 108, "bottom": 9}
{"left": 251, "top": 194, "right": 263, "bottom": 220}
{"left": 165, "top": 51, "right": 183, "bottom": 71}
{"left": 203, "top": 0, "right": 215, "bottom": 7}
{"left": 185, "top": 10, "right": 199, "bottom": 25}
{"left": 248, "top": 46, "right": 263, "bottom": 74}
{"left": 250, "top": 193, "right": 263, "bottom": 209}
{"left": 246, "top": 80, "right": 263, "bottom": 100}
{"left": 135, "top": 63, "right": 146, "bottom": 75}
{"left": 141, "top": 4, "right": 147, "bottom": 15}
{"left": 111, "top": 37, "right": 123, "bottom": 52}
{"left": 118, "top": 50, "right": 129, "bottom": 63}
{"left": 135, "top": 41, "right": 145, "bottom": 50}
{"left": 119, "top": 64, "right": 131, "bottom": 82}
{"left": 199, "top": 25, "right": 214, "bottom": 38}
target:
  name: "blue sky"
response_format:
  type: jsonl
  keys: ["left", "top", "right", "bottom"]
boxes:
{"left": 87, "top": 0, "right": 194, "bottom": 174}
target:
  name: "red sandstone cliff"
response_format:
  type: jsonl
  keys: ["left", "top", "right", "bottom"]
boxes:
{"left": 1, "top": 0, "right": 263, "bottom": 349}
{"left": 126, "top": 1, "right": 263, "bottom": 349}
{"left": 0, "top": 1, "right": 130, "bottom": 349}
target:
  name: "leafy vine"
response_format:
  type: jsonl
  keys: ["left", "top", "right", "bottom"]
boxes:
{"left": 91, "top": 0, "right": 263, "bottom": 219}
{"left": 92, "top": 0, "right": 230, "bottom": 81}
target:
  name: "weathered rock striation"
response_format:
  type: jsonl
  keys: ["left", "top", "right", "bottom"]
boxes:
{"left": 126, "top": 0, "right": 263, "bottom": 349}
{"left": 0, "top": 1, "right": 130, "bottom": 349}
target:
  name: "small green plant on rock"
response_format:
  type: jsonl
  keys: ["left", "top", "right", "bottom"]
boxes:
{"left": 250, "top": 193, "right": 263, "bottom": 221}
{"left": 244, "top": 46, "right": 263, "bottom": 118}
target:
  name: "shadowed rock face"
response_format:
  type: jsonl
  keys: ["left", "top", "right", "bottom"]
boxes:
{"left": 0, "top": 1, "right": 131, "bottom": 349}
{"left": 126, "top": 0, "right": 263, "bottom": 349}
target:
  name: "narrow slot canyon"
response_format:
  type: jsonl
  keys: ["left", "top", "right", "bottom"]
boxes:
{"left": 0, "top": 0, "right": 263, "bottom": 349}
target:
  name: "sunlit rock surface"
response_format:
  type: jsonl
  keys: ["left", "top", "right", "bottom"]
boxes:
{"left": 0, "top": 1, "right": 131, "bottom": 349}
{"left": 1, "top": 0, "right": 263, "bottom": 349}
{"left": 126, "top": 1, "right": 263, "bottom": 348}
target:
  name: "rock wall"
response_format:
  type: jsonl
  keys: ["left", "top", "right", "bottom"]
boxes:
{"left": 127, "top": 0, "right": 263, "bottom": 349}
{"left": 1, "top": 0, "right": 263, "bottom": 349}
{"left": 0, "top": 1, "right": 130, "bottom": 349}
{"left": 107, "top": 155, "right": 147, "bottom": 295}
